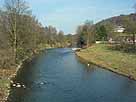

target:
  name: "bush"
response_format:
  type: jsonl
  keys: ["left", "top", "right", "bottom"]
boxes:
{"left": 109, "top": 44, "right": 136, "bottom": 53}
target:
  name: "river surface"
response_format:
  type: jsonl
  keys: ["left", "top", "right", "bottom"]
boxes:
{"left": 8, "top": 48, "right": 136, "bottom": 102}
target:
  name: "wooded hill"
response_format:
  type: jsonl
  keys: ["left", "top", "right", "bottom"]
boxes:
{"left": 97, "top": 13, "right": 136, "bottom": 26}
{"left": 95, "top": 13, "right": 136, "bottom": 40}
{"left": 75, "top": 13, "right": 136, "bottom": 49}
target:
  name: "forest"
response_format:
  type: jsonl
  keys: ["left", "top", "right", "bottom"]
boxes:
{"left": 0, "top": 0, "right": 74, "bottom": 69}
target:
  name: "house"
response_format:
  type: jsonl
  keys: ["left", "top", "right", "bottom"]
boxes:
{"left": 114, "top": 26, "right": 125, "bottom": 33}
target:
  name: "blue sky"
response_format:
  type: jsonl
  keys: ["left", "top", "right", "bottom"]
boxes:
{"left": 1, "top": 0, "right": 135, "bottom": 34}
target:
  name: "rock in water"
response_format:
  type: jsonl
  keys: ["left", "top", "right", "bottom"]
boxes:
{"left": 22, "top": 85, "right": 26, "bottom": 89}
{"left": 10, "top": 80, "right": 14, "bottom": 84}
{"left": 16, "top": 84, "right": 21, "bottom": 88}
{"left": 12, "top": 84, "right": 16, "bottom": 87}
{"left": 40, "top": 82, "right": 44, "bottom": 85}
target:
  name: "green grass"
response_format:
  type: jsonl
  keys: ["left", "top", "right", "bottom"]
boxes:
{"left": 0, "top": 79, "right": 10, "bottom": 88}
{"left": 77, "top": 44, "right": 136, "bottom": 79}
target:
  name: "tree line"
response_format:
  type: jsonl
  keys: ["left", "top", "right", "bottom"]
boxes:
{"left": 0, "top": 0, "right": 73, "bottom": 69}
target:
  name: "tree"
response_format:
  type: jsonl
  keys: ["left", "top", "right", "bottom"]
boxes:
{"left": 96, "top": 25, "right": 107, "bottom": 41}
{"left": 76, "top": 25, "right": 87, "bottom": 48}
{"left": 65, "top": 34, "right": 73, "bottom": 47}
{"left": 122, "top": 16, "right": 136, "bottom": 45}
{"left": 0, "top": 11, "right": 9, "bottom": 49}
{"left": 58, "top": 30, "right": 65, "bottom": 47}
{"left": 76, "top": 20, "right": 95, "bottom": 48}
{"left": 3, "top": 0, "right": 30, "bottom": 63}
{"left": 0, "top": 0, "right": 68, "bottom": 69}
{"left": 85, "top": 20, "right": 94, "bottom": 47}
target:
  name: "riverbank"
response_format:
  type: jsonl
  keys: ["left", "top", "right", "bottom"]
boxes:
{"left": 76, "top": 44, "right": 136, "bottom": 80}
{"left": 0, "top": 48, "right": 45, "bottom": 102}
{"left": 0, "top": 69, "right": 16, "bottom": 102}
{"left": 0, "top": 62, "right": 27, "bottom": 102}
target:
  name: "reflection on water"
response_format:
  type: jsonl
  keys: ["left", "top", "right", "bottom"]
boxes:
{"left": 8, "top": 48, "right": 136, "bottom": 102}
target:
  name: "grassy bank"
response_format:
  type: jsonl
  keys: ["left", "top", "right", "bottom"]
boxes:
{"left": 76, "top": 44, "right": 136, "bottom": 80}
{"left": 0, "top": 69, "right": 16, "bottom": 102}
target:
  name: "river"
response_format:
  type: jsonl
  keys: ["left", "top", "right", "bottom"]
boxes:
{"left": 8, "top": 48, "right": 136, "bottom": 102}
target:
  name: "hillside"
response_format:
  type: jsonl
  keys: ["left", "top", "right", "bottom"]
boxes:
{"left": 96, "top": 13, "right": 136, "bottom": 26}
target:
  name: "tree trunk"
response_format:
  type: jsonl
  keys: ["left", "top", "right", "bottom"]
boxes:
{"left": 133, "top": 33, "right": 135, "bottom": 46}
{"left": 13, "top": 14, "right": 17, "bottom": 64}
{"left": 87, "top": 29, "right": 90, "bottom": 48}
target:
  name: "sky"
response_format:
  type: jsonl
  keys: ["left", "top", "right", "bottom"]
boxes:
{"left": 1, "top": 0, "right": 135, "bottom": 34}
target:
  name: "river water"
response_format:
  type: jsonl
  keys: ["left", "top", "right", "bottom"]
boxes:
{"left": 8, "top": 48, "right": 136, "bottom": 102}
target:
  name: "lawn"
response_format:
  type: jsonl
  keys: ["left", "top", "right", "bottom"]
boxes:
{"left": 76, "top": 44, "right": 136, "bottom": 79}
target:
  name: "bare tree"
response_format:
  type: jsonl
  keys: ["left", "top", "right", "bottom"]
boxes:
{"left": 3, "top": 0, "right": 30, "bottom": 63}
{"left": 85, "top": 20, "right": 94, "bottom": 47}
